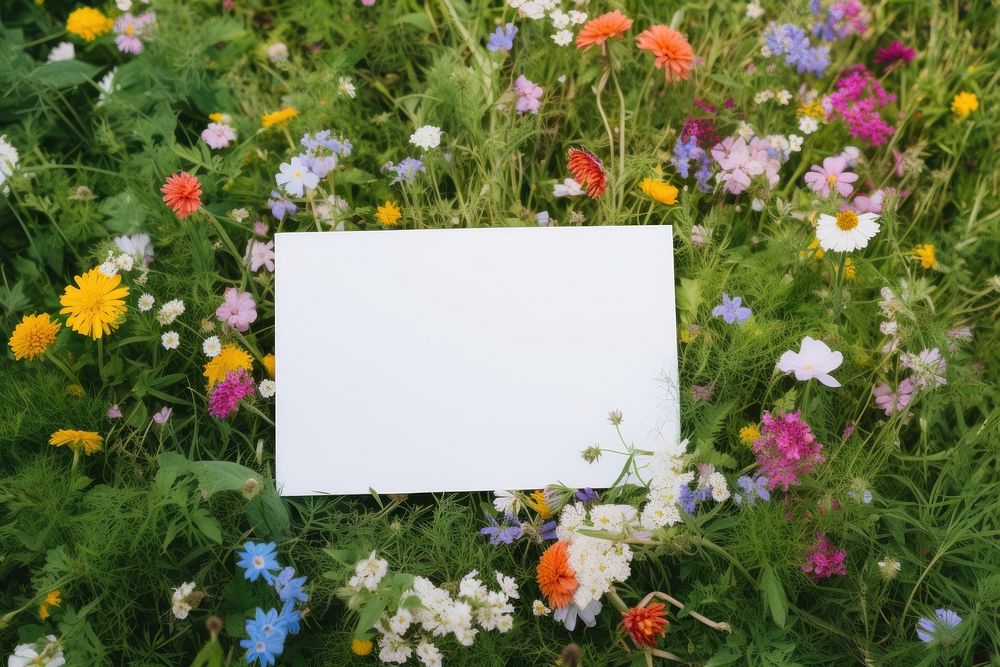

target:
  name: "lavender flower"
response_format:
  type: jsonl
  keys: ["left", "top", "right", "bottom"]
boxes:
{"left": 487, "top": 23, "right": 518, "bottom": 52}
{"left": 901, "top": 348, "right": 947, "bottom": 388}
{"left": 763, "top": 22, "right": 830, "bottom": 75}
{"left": 480, "top": 514, "right": 523, "bottom": 545}
{"left": 575, "top": 488, "right": 598, "bottom": 503}
{"left": 916, "top": 609, "right": 962, "bottom": 645}
{"left": 268, "top": 191, "right": 297, "bottom": 220}
{"left": 734, "top": 475, "right": 770, "bottom": 505}
{"left": 712, "top": 293, "right": 752, "bottom": 324}
{"left": 387, "top": 157, "right": 425, "bottom": 185}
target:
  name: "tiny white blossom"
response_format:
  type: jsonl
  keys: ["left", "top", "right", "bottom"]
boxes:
{"left": 267, "top": 42, "right": 289, "bottom": 63}
{"left": 746, "top": 2, "right": 764, "bottom": 19}
{"left": 99, "top": 261, "right": 118, "bottom": 277}
{"left": 337, "top": 76, "right": 357, "bottom": 98}
{"left": 532, "top": 599, "right": 551, "bottom": 616}
{"left": 47, "top": 42, "right": 76, "bottom": 62}
{"left": 259, "top": 379, "right": 276, "bottom": 398}
{"left": 161, "top": 331, "right": 180, "bottom": 350}
{"left": 138, "top": 294, "right": 155, "bottom": 312}
{"left": 798, "top": 116, "right": 819, "bottom": 134}
{"left": 551, "top": 29, "right": 574, "bottom": 46}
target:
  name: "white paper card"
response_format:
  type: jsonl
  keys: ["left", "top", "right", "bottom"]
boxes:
{"left": 275, "top": 226, "right": 678, "bottom": 496}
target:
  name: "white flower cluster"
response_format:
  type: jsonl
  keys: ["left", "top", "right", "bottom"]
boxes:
{"left": 409, "top": 125, "right": 443, "bottom": 152}
{"left": 640, "top": 439, "right": 695, "bottom": 530}
{"left": 348, "top": 550, "right": 389, "bottom": 591}
{"left": 156, "top": 298, "right": 186, "bottom": 326}
{"left": 0, "top": 135, "right": 20, "bottom": 195}
{"left": 98, "top": 250, "right": 136, "bottom": 277}
{"left": 753, "top": 88, "right": 793, "bottom": 105}
{"left": 554, "top": 503, "right": 634, "bottom": 609}
{"left": 505, "top": 0, "right": 588, "bottom": 47}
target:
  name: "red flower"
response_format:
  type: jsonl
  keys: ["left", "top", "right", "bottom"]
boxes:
{"left": 566, "top": 148, "right": 607, "bottom": 199}
{"left": 161, "top": 171, "right": 203, "bottom": 219}
{"left": 620, "top": 603, "right": 669, "bottom": 647}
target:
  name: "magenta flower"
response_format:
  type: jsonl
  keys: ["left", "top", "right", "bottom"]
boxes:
{"left": 874, "top": 40, "right": 915, "bottom": 69}
{"left": 208, "top": 369, "right": 256, "bottom": 419}
{"left": 245, "top": 240, "right": 275, "bottom": 273}
{"left": 801, "top": 532, "right": 847, "bottom": 580}
{"left": 513, "top": 75, "right": 543, "bottom": 115}
{"left": 804, "top": 156, "right": 858, "bottom": 198}
{"left": 826, "top": 65, "right": 896, "bottom": 146}
{"left": 754, "top": 411, "right": 825, "bottom": 491}
{"left": 872, "top": 377, "right": 914, "bottom": 416}
{"left": 215, "top": 287, "right": 258, "bottom": 332}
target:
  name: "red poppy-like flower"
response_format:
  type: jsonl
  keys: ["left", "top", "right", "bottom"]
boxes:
{"left": 576, "top": 10, "right": 633, "bottom": 50}
{"left": 566, "top": 148, "right": 607, "bottom": 199}
{"left": 621, "top": 602, "right": 669, "bottom": 647}
{"left": 161, "top": 171, "right": 203, "bottom": 219}
{"left": 636, "top": 25, "right": 695, "bottom": 83}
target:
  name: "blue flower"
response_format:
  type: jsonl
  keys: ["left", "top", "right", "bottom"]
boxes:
{"left": 236, "top": 541, "right": 281, "bottom": 583}
{"left": 487, "top": 23, "right": 518, "bottom": 52}
{"left": 277, "top": 603, "right": 302, "bottom": 635}
{"left": 241, "top": 608, "right": 287, "bottom": 666}
{"left": 712, "top": 293, "right": 752, "bottom": 325}
{"left": 391, "top": 157, "right": 426, "bottom": 185}
{"left": 479, "top": 514, "right": 523, "bottom": 545}
{"left": 671, "top": 136, "right": 702, "bottom": 178}
{"left": 916, "top": 608, "right": 962, "bottom": 645}
{"left": 539, "top": 520, "right": 558, "bottom": 540}
{"left": 734, "top": 475, "right": 770, "bottom": 505}
{"left": 272, "top": 566, "right": 309, "bottom": 605}
{"left": 763, "top": 22, "right": 830, "bottom": 75}
{"left": 267, "top": 191, "right": 297, "bottom": 220}
{"left": 575, "top": 487, "right": 598, "bottom": 503}
{"left": 678, "top": 484, "right": 697, "bottom": 514}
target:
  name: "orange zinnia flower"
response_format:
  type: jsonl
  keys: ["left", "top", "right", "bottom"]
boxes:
{"left": 576, "top": 10, "right": 633, "bottom": 50}
{"left": 636, "top": 25, "right": 695, "bottom": 83}
{"left": 621, "top": 602, "right": 669, "bottom": 647}
{"left": 536, "top": 541, "right": 578, "bottom": 609}
{"left": 161, "top": 171, "right": 203, "bottom": 219}
{"left": 566, "top": 148, "right": 607, "bottom": 199}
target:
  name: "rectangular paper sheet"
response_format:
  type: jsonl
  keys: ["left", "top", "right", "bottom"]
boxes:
{"left": 275, "top": 226, "right": 678, "bottom": 495}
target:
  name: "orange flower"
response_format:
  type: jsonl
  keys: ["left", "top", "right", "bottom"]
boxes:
{"left": 161, "top": 172, "right": 203, "bottom": 219}
{"left": 566, "top": 148, "right": 607, "bottom": 199}
{"left": 636, "top": 25, "right": 695, "bottom": 83}
{"left": 576, "top": 10, "right": 633, "bottom": 50}
{"left": 621, "top": 602, "right": 669, "bottom": 647}
{"left": 536, "top": 541, "right": 577, "bottom": 609}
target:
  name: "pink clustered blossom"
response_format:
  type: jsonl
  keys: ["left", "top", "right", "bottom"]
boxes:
{"left": 208, "top": 369, "right": 256, "bottom": 419}
{"left": 711, "top": 136, "right": 781, "bottom": 196}
{"left": 245, "top": 239, "right": 275, "bottom": 272}
{"left": 804, "top": 155, "right": 858, "bottom": 198}
{"left": 801, "top": 532, "right": 847, "bottom": 580}
{"left": 826, "top": 65, "right": 896, "bottom": 146}
{"left": 513, "top": 75, "right": 543, "bottom": 115}
{"left": 754, "top": 411, "right": 825, "bottom": 491}
{"left": 215, "top": 287, "right": 257, "bottom": 332}
{"left": 114, "top": 12, "right": 156, "bottom": 55}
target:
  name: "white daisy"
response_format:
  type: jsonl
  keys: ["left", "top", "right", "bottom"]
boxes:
{"left": 137, "top": 294, "right": 155, "bottom": 312}
{"left": 259, "top": 379, "right": 276, "bottom": 398}
{"left": 816, "top": 210, "right": 881, "bottom": 252}
{"left": 275, "top": 157, "right": 319, "bottom": 198}
{"left": 202, "top": 335, "right": 222, "bottom": 357}
{"left": 551, "top": 29, "right": 573, "bottom": 46}
{"left": 47, "top": 42, "right": 76, "bottom": 62}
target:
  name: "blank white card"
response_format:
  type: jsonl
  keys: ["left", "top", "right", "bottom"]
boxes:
{"left": 275, "top": 226, "right": 678, "bottom": 496}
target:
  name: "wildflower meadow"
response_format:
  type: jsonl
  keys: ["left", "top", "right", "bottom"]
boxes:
{"left": 2, "top": 0, "right": 999, "bottom": 665}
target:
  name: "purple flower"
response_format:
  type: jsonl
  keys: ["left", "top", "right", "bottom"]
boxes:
{"left": 712, "top": 293, "right": 752, "bottom": 324}
{"left": 387, "top": 157, "right": 425, "bottom": 185}
{"left": 513, "top": 75, "right": 543, "bottom": 115}
{"left": 691, "top": 384, "right": 714, "bottom": 402}
{"left": 113, "top": 11, "right": 155, "bottom": 55}
{"left": 575, "top": 488, "right": 598, "bottom": 503}
{"left": 671, "top": 136, "right": 703, "bottom": 179}
{"left": 755, "top": 411, "right": 824, "bottom": 491}
{"left": 107, "top": 403, "right": 123, "bottom": 419}
{"left": 268, "top": 191, "right": 297, "bottom": 220}
{"left": 215, "top": 287, "right": 257, "bottom": 332}
{"left": 804, "top": 156, "right": 858, "bottom": 198}
{"left": 480, "top": 514, "right": 523, "bottom": 545}
{"left": 733, "top": 475, "right": 770, "bottom": 505}
{"left": 678, "top": 484, "right": 697, "bottom": 514}
{"left": 875, "top": 40, "right": 916, "bottom": 68}
{"left": 152, "top": 406, "right": 172, "bottom": 424}
{"left": 763, "top": 22, "right": 830, "bottom": 75}
{"left": 872, "top": 378, "right": 914, "bottom": 416}
{"left": 487, "top": 23, "right": 518, "bottom": 52}
{"left": 916, "top": 609, "right": 962, "bottom": 645}
{"left": 208, "top": 369, "right": 256, "bottom": 420}
{"left": 540, "top": 520, "right": 558, "bottom": 540}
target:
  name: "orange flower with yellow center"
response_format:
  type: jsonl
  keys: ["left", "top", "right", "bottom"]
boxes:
{"left": 620, "top": 602, "right": 669, "bottom": 647}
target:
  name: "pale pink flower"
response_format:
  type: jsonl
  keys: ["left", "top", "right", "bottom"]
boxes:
{"left": 245, "top": 240, "right": 275, "bottom": 273}
{"left": 804, "top": 156, "right": 858, "bottom": 198}
{"left": 201, "top": 122, "right": 237, "bottom": 149}
{"left": 215, "top": 287, "right": 257, "bottom": 332}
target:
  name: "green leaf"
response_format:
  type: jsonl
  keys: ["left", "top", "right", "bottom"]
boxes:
{"left": 676, "top": 277, "right": 702, "bottom": 323}
{"left": 357, "top": 597, "right": 388, "bottom": 633}
{"left": 32, "top": 60, "right": 101, "bottom": 88}
{"left": 99, "top": 191, "right": 147, "bottom": 233}
{"left": 156, "top": 452, "right": 261, "bottom": 496}
{"left": 190, "top": 639, "right": 224, "bottom": 667}
{"left": 245, "top": 487, "right": 291, "bottom": 540}
{"left": 761, "top": 566, "right": 788, "bottom": 628}
{"left": 191, "top": 508, "right": 223, "bottom": 544}
{"left": 394, "top": 12, "right": 433, "bottom": 32}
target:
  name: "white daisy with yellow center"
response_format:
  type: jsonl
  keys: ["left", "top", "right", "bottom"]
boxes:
{"left": 816, "top": 210, "right": 881, "bottom": 252}
{"left": 275, "top": 156, "right": 319, "bottom": 198}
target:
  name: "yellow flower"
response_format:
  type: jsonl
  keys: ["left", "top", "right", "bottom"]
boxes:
{"left": 66, "top": 384, "right": 85, "bottom": 397}
{"left": 639, "top": 178, "right": 679, "bottom": 205}
{"left": 59, "top": 268, "right": 129, "bottom": 340}
{"left": 261, "top": 107, "right": 299, "bottom": 128}
{"left": 529, "top": 490, "right": 552, "bottom": 519}
{"left": 65, "top": 7, "right": 113, "bottom": 42}
{"left": 203, "top": 345, "right": 253, "bottom": 388}
{"left": 801, "top": 237, "right": 825, "bottom": 260}
{"left": 8, "top": 313, "right": 60, "bottom": 361}
{"left": 913, "top": 243, "right": 936, "bottom": 269}
{"left": 39, "top": 590, "right": 61, "bottom": 620}
{"left": 351, "top": 639, "right": 373, "bottom": 656}
{"left": 49, "top": 429, "right": 103, "bottom": 455}
{"left": 738, "top": 423, "right": 760, "bottom": 447}
{"left": 262, "top": 353, "right": 276, "bottom": 378}
{"left": 950, "top": 92, "right": 978, "bottom": 119}
{"left": 209, "top": 112, "right": 232, "bottom": 124}
{"left": 375, "top": 200, "right": 402, "bottom": 227}
{"left": 796, "top": 101, "right": 826, "bottom": 120}
{"left": 843, "top": 257, "right": 857, "bottom": 281}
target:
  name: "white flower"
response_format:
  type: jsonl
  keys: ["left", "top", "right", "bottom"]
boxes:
{"left": 690, "top": 224, "right": 711, "bottom": 246}
{"left": 536, "top": 211, "right": 550, "bottom": 227}
{"left": 114, "top": 233, "right": 153, "bottom": 261}
{"left": 0, "top": 135, "right": 20, "bottom": 192}
{"left": 550, "top": 9, "right": 569, "bottom": 28}
{"left": 266, "top": 42, "right": 288, "bottom": 63}
{"left": 415, "top": 641, "right": 442, "bottom": 667}
{"left": 170, "top": 581, "right": 197, "bottom": 619}
{"left": 754, "top": 90, "right": 774, "bottom": 104}
{"left": 98, "top": 260, "right": 118, "bottom": 277}
{"left": 275, "top": 157, "right": 319, "bottom": 198}
{"left": 337, "top": 76, "right": 357, "bottom": 98}
{"left": 353, "top": 550, "right": 388, "bottom": 591}
{"left": 409, "top": 125, "right": 443, "bottom": 151}
{"left": 816, "top": 211, "right": 881, "bottom": 252}
{"left": 202, "top": 336, "right": 222, "bottom": 357}
{"left": 736, "top": 121, "right": 755, "bottom": 141}
{"left": 377, "top": 633, "right": 413, "bottom": 664}
{"left": 531, "top": 599, "right": 551, "bottom": 616}
{"left": 553, "top": 178, "right": 584, "bottom": 197}
{"left": 751, "top": 198, "right": 765, "bottom": 212}
{"left": 161, "top": 331, "right": 180, "bottom": 350}
{"left": 707, "top": 471, "right": 730, "bottom": 501}
{"left": 388, "top": 608, "right": 413, "bottom": 635}
{"left": 492, "top": 490, "right": 522, "bottom": 516}
{"left": 138, "top": 294, "right": 155, "bottom": 312}
{"left": 47, "top": 42, "right": 76, "bottom": 62}
{"left": 798, "top": 116, "right": 819, "bottom": 134}
{"left": 97, "top": 68, "right": 117, "bottom": 105}
{"left": 745, "top": 1, "right": 764, "bottom": 18}
{"left": 156, "top": 299, "right": 185, "bottom": 326}
{"left": 787, "top": 134, "right": 804, "bottom": 152}
{"left": 552, "top": 29, "right": 574, "bottom": 46}
{"left": 8, "top": 635, "right": 65, "bottom": 667}
{"left": 776, "top": 89, "right": 792, "bottom": 105}
{"left": 777, "top": 336, "right": 844, "bottom": 387}
{"left": 115, "top": 254, "right": 134, "bottom": 272}
{"left": 568, "top": 10, "right": 587, "bottom": 24}
{"left": 556, "top": 502, "right": 587, "bottom": 541}
{"left": 877, "top": 557, "right": 901, "bottom": 579}
{"left": 116, "top": 0, "right": 132, "bottom": 10}
{"left": 495, "top": 571, "right": 519, "bottom": 599}
{"left": 258, "top": 379, "right": 276, "bottom": 398}
{"left": 229, "top": 207, "right": 249, "bottom": 222}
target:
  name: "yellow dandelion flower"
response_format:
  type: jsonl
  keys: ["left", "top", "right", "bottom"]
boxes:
{"left": 261, "top": 107, "right": 299, "bottom": 128}
{"left": 913, "top": 243, "right": 936, "bottom": 269}
{"left": 262, "top": 353, "right": 276, "bottom": 378}
{"left": 59, "top": 268, "right": 129, "bottom": 340}
{"left": 209, "top": 112, "right": 232, "bottom": 124}
{"left": 843, "top": 257, "right": 857, "bottom": 281}
{"left": 65, "top": 7, "right": 113, "bottom": 42}
{"left": 639, "top": 178, "right": 679, "bottom": 205}
{"left": 49, "top": 429, "right": 103, "bottom": 455}
{"left": 375, "top": 200, "right": 402, "bottom": 227}
{"left": 39, "top": 590, "right": 61, "bottom": 620}
{"left": 529, "top": 490, "right": 552, "bottom": 519}
{"left": 796, "top": 101, "right": 826, "bottom": 120}
{"left": 738, "top": 423, "right": 760, "bottom": 447}
{"left": 351, "top": 639, "right": 373, "bottom": 656}
{"left": 950, "top": 92, "right": 978, "bottom": 119}
{"left": 8, "top": 313, "right": 60, "bottom": 361}
{"left": 203, "top": 345, "right": 253, "bottom": 388}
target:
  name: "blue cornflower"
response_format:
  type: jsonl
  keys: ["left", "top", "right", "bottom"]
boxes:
{"left": 712, "top": 293, "right": 752, "bottom": 325}
{"left": 694, "top": 155, "right": 713, "bottom": 192}
{"left": 241, "top": 608, "right": 287, "bottom": 666}
{"left": 391, "top": 157, "right": 426, "bottom": 185}
{"left": 277, "top": 603, "right": 302, "bottom": 635}
{"left": 479, "top": 514, "right": 523, "bottom": 545}
{"left": 678, "top": 484, "right": 697, "bottom": 514}
{"left": 273, "top": 567, "right": 309, "bottom": 605}
{"left": 916, "top": 609, "right": 962, "bottom": 645}
{"left": 539, "top": 520, "right": 558, "bottom": 540}
{"left": 671, "top": 136, "right": 701, "bottom": 179}
{"left": 487, "top": 23, "right": 518, "bottom": 52}
{"left": 763, "top": 22, "right": 830, "bottom": 75}
{"left": 267, "top": 191, "right": 297, "bottom": 220}
{"left": 236, "top": 541, "right": 281, "bottom": 583}
{"left": 575, "top": 487, "right": 599, "bottom": 503}
{"left": 734, "top": 475, "right": 770, "bottom": 505}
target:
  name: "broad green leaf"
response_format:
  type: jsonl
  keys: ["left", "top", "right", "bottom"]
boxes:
{"left": 32, "top": 60, "right": 101, "bottom": 88}
{"left": 761, "top": 566, "right": 788, "bottom": 628}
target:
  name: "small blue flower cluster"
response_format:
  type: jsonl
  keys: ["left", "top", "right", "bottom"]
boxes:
{"left": 235, "top": 541, "right": 309, "bottom": 666}
{"left": 762, "top": 22, "right": 831, "bottom": 75}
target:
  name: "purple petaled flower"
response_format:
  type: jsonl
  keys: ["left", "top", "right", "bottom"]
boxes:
{"left": 208, "top": 368, "right": 256, "bottom": 420}
{"left": 763, "top": 22, "right": 830, "bottom": 75}
{"left": 479, "top": 514, "right": 523, "bottom": 545}
{"left": 733, "top": 475, "right": 770, "bottom": 505}
{"left": 691, "top": 384, "right": 714, "bottom": 403}
{"left": 874, "top": 40, "right": 916, "bottom": 68}
{"left": 152, "top": 406, "right": 172, "bottom": 424}
{"left": 901, "top": 348, "right": 947, "bottom": 389}
{"left": 804, "top": 156, "right": 858, "bottom": 198}
{"left": 671, "top": 136, "right": 704, "bottom": 179}
{"left": 215, "top": 287, "right": 258, "bottom": 332}
{"left": 801, "top": 531, "right": 847, "bottom": 580}
{"left": 575, "top": 488, "right": 599, "bottom": 503}
{"left": 388, "top": 157, "right": 425, "bottom": 185}
{"left": 540, "top": 520, "right": 558, "bottom": 540}
{"left": 678, "top": 484, "right": 697, "bottom": 514}
{"left": 113, "top": 11, "right": 155, "bottom": 55}
{"left": 513, "top": 75, "right": 543, "bottom": 115}
{"left": 107, "top": 403, "right": 123, "bottom": 419}
{"left": 872, "top": 377, "right": 914, "bottom": 416}
{"left": 916, "top": 609, "right": 962, "bottom": 645}
{"left": 712, "top": 293, "right": 752, "bottom": 324}
{"left": 487, "top": 23, "right": 518, "bottom": 52}
{"left": 754, "top": 411, "right": 825, "bottom": 491}
{"left": 268, "top": 191, "right": 297, "bottom": 220}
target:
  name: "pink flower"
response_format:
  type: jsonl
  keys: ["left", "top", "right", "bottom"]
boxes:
{"left": 849, "top": 189, "right": 885, "bottom": 214}
{"left": 253, "top": 220, "right": 269, "bottom": 236}
{"left": 804, "top": 156, "right": 858, "bottom": 198}
{"left": 215, "top": 287, "right": 257, "bottom": 332}
{"left": 245, "top": 240, "right": 275, "bottom": 273}
{"left": 710, "top": 136, "right": 781, "bottom": 196}
{"left": 826, "top": 65, "right": 896, "bottom": 146}
{"left": 872, "top": 378, "right": 914, "bottom": 416}
{"left": 513, "top": 75, "right": 543, "bottom": 115}
{"left": 113, "top": 12, "right": 155, "bottom": 55}
{"left": 201, "top": 122, "right": 237, "bottom": 150}
{"left": 152, "top": 406, "right": 172, "bottom": 424}
{"left": 754, "top": 411, "right": 824, "bottom": 491}
{"left": 208, "top": 369, "right": 256, "bottom": 419}
{"left": 801, "top": 532, "right": 847, "bottom": 580}
{"left": 107, "top": 403, "right": 123, "bottom": 419}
